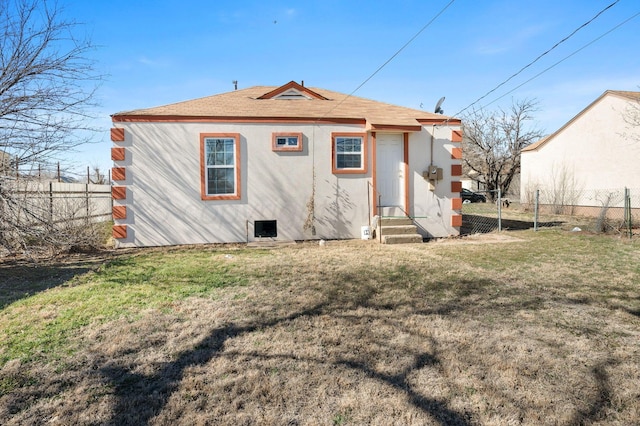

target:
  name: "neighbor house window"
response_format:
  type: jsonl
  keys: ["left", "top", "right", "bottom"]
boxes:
{"left": 272, "top": 132, "right": 303, "bottom": 152}
{"left": 332, "top": 132, "right": 367, "bottom": 174}
{"left": 200, "top": 133, "right": 241, "bottom": 200}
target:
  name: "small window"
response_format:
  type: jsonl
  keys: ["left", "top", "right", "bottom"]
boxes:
{"left": 272, "top": 132, "right": 303, "bottom": 152}
{"left": 255, "top": 220, "right": 277, "bottom": 238}
{"left": 332, "top": 132, "right": 368, "bottom": 174}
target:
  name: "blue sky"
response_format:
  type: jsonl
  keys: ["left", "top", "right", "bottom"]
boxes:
{"left": 62, "top": 0, "right": 640, "bottom": 176}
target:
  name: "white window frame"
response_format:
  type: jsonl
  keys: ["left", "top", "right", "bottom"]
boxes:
{"left": 200, "top": 133, "right": 241, "bottom": 200}
{"left": 332, "top": 132, "right": 367, "bottom": 174}
{"left": 272, "top": 132, "right": 303, "bottom": 152}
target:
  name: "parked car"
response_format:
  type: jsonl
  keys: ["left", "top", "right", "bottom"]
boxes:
{"left": 461, "top": 188, "right": 486, "bottom": 203}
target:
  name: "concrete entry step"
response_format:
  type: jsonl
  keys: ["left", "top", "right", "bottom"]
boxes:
{"left": 380, "top": 217, "right": 413, "bottom": 227}
{"left": 380, "top": 225, "right": 419, "bottom": 236}
{"left": 376, "top": 216, "right": 423, "bottom": 244}
{"left": 382, "top": 234, "right": 424, "bottom": 244}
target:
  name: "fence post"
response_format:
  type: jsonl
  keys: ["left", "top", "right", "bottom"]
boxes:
{"left": 49, "top": 181, "right": 54, "bottom": 224}
{"left": 497, "top": 189, "right": 502, "bottom": 232}
{"left": 85, "top": 183, "right": 90, "bottom": 224}
{"left": 534, "top": 189, "right": 539, "bottom": 231}
{"left": 624, "top": 187, "right": 632, "bottom": 239}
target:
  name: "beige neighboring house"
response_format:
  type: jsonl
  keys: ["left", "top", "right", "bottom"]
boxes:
{"left": 110, "top": 81, "right": 464, "bottom": 247}
{"left": 520, "top": 90, "right": 640, "bottom": 209}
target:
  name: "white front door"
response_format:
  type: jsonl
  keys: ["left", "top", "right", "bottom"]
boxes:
{"left": 376, "top": 134, "right": 404, "bottom": 208}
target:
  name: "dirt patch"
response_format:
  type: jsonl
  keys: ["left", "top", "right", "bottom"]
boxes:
{"left": 432, "top": 232, "right": 525, "bottom": 245}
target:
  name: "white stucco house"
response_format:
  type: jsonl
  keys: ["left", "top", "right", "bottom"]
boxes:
{"left": 520, "top": 90, "right": 640, "bottom": 211}
{"left": 110, "top": 81, "right": 464, "bottom": 247}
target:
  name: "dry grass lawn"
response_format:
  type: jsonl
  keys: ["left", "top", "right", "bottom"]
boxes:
{"left": 1, "top": 229, "right": 639, "bottom": 425}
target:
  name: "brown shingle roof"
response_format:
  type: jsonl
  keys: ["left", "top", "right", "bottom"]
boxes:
{"left": 112, "top": 81, "right": 459, "bottom": 127}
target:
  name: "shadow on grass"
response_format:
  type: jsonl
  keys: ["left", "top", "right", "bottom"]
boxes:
{"left": 0, "top": 254, "right": 111, "bottom": 310}
{"left": 569, "top": 359, "right": 616, "bottom": 424}
{"left": 99, "top": 275, "right": 482, "bottom": 425}
{"left": 96, "top": 269, "right": 561, "bottom": 426}
{"left": 625, "top": 308, "right": 640, "bottom": 317}
{"left": 8, "top": 259, "right": 618, "bottom": 425}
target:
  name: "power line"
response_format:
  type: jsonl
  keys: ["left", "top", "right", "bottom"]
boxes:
{"left": 308, "top": 1, "right": 456, "bottom": 230}
{"left": 322, "top": 0, "right": 456, "bottom": 118}
{"left": 453, "top": 0, "right": 621, "bottom": 118}
{"left": 483, "top": 11, "right": 640, "bottom": 108}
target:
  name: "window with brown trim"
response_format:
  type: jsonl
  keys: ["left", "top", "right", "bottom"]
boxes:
{"left": 331, "top": 132, "right": 367, "bottom": 174}
{"left": 272, "top": 132, "right": 303, "bottom": 152}
{"left": 200, "top": 133, "right": 241, "bottom": 200}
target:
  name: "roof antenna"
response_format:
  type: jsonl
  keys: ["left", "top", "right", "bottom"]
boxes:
{"left": 232, "top": 80, "right": 238, "bottom": 90}
{"left": 434, "top": 96, "right": 445, "bottom": 114}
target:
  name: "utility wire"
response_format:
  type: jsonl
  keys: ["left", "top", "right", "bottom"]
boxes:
{"left": 483, "top": 11, "right": 640, "bottom": 108}
{"left": 453, "top": 0, "right": 620, "bottom": 118}
{"left": 308, "top": 0, "right": 455, "bottom": 230}
{"left": 320, "top": 0, "right": 456, "bottom": 118}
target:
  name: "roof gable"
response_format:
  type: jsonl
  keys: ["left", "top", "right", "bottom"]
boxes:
{"left": 257, "top": 81, "right": 328, "bottom": 100}
{"left": 522, "top": 90, "right": 640, "bottom": 153}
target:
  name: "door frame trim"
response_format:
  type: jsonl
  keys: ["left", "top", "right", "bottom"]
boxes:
{"left": 371, "top": 132, "right": 410, "bottom": 216}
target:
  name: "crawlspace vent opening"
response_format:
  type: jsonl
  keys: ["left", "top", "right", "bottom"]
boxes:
{"left": 254, "top": 220, "right": 277, "bottom": 238}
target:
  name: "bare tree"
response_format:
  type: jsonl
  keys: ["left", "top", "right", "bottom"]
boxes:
{"left": 89, "top": 165, "right": 107, "bottom": 184}
{"left": 622, "top": 92, "right": 640, "bottom": 143}
{"left": 0, "top": 0, "right": 101, "bottom": 254}
{"left": 462, "top": 99, "right": 543, "bottom": 200}
{"left": 545, "top": 162, "right": 583, "bottom": 214}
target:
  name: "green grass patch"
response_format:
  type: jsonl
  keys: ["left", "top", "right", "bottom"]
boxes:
{"left": 0, "top": 249, "right": 249, "bottom": 365}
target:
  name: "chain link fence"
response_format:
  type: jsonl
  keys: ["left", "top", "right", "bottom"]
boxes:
{"left": 462, "top": 187, "right": 639, "bottom": 238}
{"left": 523, "top": 187, "right": 638, "bottom": 237}
{"left": 461, "top": 190, "right": 501, "bottom": 234}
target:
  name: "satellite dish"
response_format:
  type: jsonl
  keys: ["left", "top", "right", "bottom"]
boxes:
{"left": 434, "top": 96, "right": 445, "bottom": 114}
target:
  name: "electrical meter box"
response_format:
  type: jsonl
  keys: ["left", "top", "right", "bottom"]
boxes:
{"left": 423, "top": 165, "right": 443, "bottom": 181}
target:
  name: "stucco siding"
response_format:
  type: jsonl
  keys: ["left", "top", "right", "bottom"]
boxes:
{"left": 410, "top": 125, "right": 460, "bottom": 238}
{"left": 113, "top": 122, "right": 375, "bottom": 247}
{"left": 521, "top": 93, "right": 640, "bottom": 204}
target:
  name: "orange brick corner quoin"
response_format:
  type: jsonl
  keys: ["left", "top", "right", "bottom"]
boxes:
{"left": 451, "top": 181, "right": 462, "bottom": 193}
{"left": 451, "top": 164, "right": 463, "bottom": 176}
{"left": 111, "top": 147, "right": 125, "bottom": 161}
{"left": 451, "top": 130, "right": 463, "bottom": 142}
{"left": 451, "top": 197, "right": 463, "bottom": 210}
{"left": 111, "top": 128, "right": 125, "bottom": 142}
{"left": 112, "top": 186, "right": 126, "bottom": 200}
{"left": 112, "top": 167, "right": 126, "bottom": 181}
{"left": 451, "top": 147, "right": 463, "bottom": 160}
{"left": 112, "top": 205, "right": 127, "bottom": 220}
{"left": 451, "top": 214, "right": 462, "bottom": 227}
{"left": 112, "top": 224, "right": 127, "bottom": 239}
